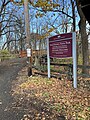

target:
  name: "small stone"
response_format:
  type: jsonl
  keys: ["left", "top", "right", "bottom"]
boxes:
{"left": 42, "top": 117, "right": 45, "bottom": 120}
{"left": 57, "top": 115, "right": 66, "bottom": 120}
{"left": 23, "top": 115, "right": 27, "bottom": 118}
{"left": 0, "top": 101, "right": 2, "bottom": 105}
{"left": 4, "top": 108, "right": 8, "bottom": 111}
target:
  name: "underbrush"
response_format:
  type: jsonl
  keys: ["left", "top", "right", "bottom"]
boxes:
{"left": 0, "top": 49, "right": 16, "bottom": 61}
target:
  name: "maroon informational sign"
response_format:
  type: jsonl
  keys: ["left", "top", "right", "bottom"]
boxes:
{"left": 49, "top": 33, "right": 72, "bottom": 58}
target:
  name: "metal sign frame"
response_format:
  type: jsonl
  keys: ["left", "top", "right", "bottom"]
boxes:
{"left": 47, "top": 32, "right": 77, "bottom": 88}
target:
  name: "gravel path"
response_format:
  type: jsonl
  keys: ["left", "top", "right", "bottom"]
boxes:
{"left": 0, "top": 58, "right": 27, "bottom": 120}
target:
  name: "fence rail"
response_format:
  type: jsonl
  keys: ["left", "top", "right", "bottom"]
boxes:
{"left": 39, "top": 62, "right": 90, "bottom": 79}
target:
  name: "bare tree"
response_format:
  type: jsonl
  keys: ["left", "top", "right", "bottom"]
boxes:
{"left": 0, "top": 0, "right": 26, "bottom": 52}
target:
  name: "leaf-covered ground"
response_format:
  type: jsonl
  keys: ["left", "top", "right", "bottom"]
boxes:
{"left": 11, "top": 67, "right": 90, "bottom": 120}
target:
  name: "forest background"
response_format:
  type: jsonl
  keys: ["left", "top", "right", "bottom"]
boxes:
{"left": 0, "top": 0, "right": 90, "bottom": 74}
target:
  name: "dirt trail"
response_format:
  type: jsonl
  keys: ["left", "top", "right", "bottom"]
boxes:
{"left": 0, "top": 58, "right": 27, "bottom": 120}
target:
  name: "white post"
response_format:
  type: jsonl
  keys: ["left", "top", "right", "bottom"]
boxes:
{"left": 72, "top": 32, "right": 77, "bottom": 88}
{"left": 47, "top": 38, "right": 50, "bottom": 78}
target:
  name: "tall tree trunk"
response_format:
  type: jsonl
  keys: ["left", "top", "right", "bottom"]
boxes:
{"left": 80, "top": 19, "right": 89, "bottom": 73}
{"left": 76, "top": 0, "right": 89, "bottom": 73}
{"left": 34, "top": 25, "right": 39, "bottom": 67}
{"left": 15, "top": 34, "right": 17, "bottom": 53}
{"left": 24, "top": 0, "right": 32, "bottom": 76}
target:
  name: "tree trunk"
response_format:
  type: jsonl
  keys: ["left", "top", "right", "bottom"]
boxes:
{"left": 24, "top": 0, "right": 32, "bottom": 76}
{"left": 76, "top": 0, "right": 89, "bottom": 74}
{"left": 80, "top": 19, "right": 89, "bottom": 73}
